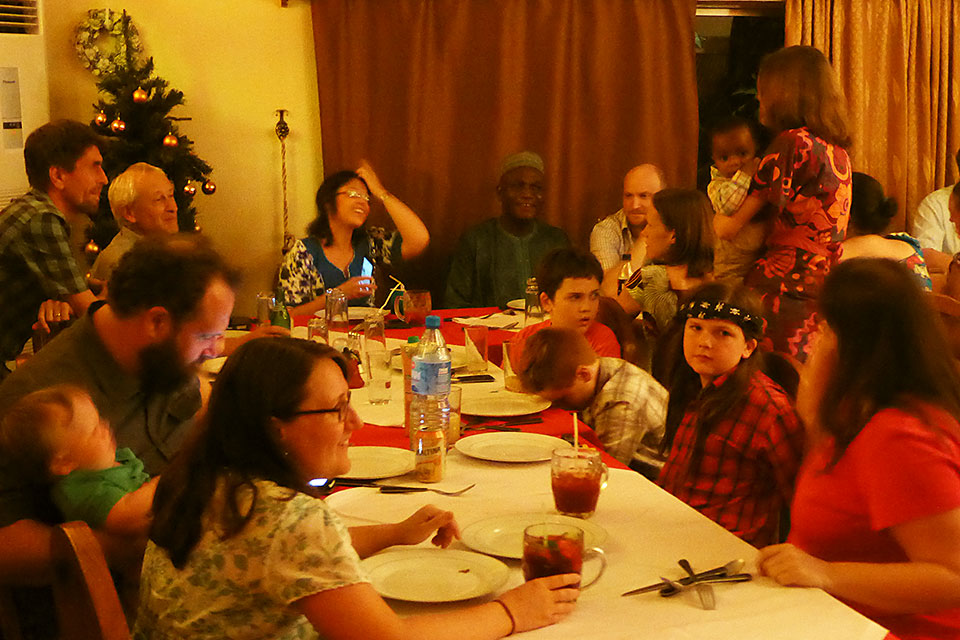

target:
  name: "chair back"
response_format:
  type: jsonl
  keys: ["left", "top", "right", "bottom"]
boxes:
{"left": 595, "top": 296, "right": 644, "bottom": 366}
{"left": 50, "top": 522, "right": 130, "bottom": 640}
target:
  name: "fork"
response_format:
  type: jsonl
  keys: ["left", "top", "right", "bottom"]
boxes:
{"left": 378, "top": 482, "right": 477, "bottom": 496}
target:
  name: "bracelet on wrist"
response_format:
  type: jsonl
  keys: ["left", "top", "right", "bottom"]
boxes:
{"left": 493, "top": 599, "right": 516, "bottom": 636}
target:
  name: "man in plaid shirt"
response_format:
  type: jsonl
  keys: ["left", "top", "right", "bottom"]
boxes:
{"left": 0, "top": 120, "right": 105, "bottom": 377}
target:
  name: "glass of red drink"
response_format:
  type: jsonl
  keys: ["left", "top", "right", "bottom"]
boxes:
{"left": 394, "top": 290, "right": 432, "bottom": 326}
{"left": 551, "top": 447, "right": 608, "bottom": 518}
{"left": 522, "top": 523, "right": 606, "bottom": 588}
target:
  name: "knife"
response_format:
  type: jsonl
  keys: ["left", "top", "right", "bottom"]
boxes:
{"left": 679, "top": 559, "right": 716, "bottom": 610}
{"left": 620, "top": 563, "right": 740, "bottom": 596}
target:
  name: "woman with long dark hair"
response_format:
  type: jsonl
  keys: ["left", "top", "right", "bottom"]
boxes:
{"left": 279, "top": 162, "right": 430, "bottom": 314}
{"left": 136, "top": 337, "right": 577, "bottom": 640}
{"left": 616, "top": 188, "right": 716, "bottom": 333}
{"left": 759, "top": 258, "right": 960, "bottom": 640}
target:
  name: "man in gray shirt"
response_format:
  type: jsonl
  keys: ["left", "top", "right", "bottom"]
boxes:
{"left": 0, "top": 235, "right": 238, "bottom": 636}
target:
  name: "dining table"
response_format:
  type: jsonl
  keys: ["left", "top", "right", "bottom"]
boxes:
{"left": 329, "top": 328, "right": 893, "bottom": 640}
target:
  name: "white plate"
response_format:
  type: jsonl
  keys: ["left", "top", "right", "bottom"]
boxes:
{"left": 454, "top": 432, "right": 571, "bottom": 463}
{"left": 348, "top": 307, "right": 385, "bottom": 321}
{"left": 460, "top": 392, "right": 551, "bottom": 417}
{"left": 461, "top": 513, "right": 608, "bottom": 559}
{"left": 362, "top": 548, "right": 510, "bottom": 602}
{"left": 341, "top": 446, "right": 414, "bottom": 479}
{"left": 506, "top": 299, "right": 525, "bottom": 310}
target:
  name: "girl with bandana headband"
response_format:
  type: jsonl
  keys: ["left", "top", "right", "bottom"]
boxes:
{"left": 657, "top": 281, "right": 805, "bottom": 547}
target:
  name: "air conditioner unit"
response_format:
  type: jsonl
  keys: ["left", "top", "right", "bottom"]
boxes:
{"left": 0, "top": 0, "right": 49, "bottom": 205}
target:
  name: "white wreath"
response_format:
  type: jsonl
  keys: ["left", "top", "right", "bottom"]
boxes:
{"left": 74, "top": 9, "right": 143, "bottom": 76}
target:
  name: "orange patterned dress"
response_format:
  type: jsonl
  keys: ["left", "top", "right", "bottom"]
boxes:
{"left": 744, "top": 127, "right": 851, "bottom": 362}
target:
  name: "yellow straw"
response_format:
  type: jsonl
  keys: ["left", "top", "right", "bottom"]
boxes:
{"left": 389, "top": 275, "right": 406, "bottom": 288}
{"left": 378, "top": 282, "right": 403, "bottom": 312}
{"left": 573, "top": 412, "right": 579, "bottom": 450}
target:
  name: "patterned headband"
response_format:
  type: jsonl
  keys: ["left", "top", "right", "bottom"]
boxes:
{"left": 677, "top": 299, "right": 765, "bottom": 335}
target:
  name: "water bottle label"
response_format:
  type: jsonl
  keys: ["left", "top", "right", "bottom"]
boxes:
{"left": 411, "top": 361, "right": 451, "bottom": 395}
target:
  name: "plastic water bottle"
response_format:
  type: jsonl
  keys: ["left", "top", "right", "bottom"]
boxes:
{"left": 411, "top": 315, "right": 451, "bottom": 481}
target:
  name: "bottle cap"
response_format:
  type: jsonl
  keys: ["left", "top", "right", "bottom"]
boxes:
{"left": 407, "top": 336, "right": 420, "bottom": 343}
{"left": 425, "top": 315, "right": 441, "bottom": 328}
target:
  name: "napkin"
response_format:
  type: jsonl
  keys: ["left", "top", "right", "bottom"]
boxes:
{"left": 452, "top": 313, "right": 522, "bottom": 330}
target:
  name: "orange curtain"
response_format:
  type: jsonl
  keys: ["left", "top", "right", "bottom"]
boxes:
{"left": 786, "top": 0, "right": 960, "bottom": 230}
{"left": 312, "top": 0, "right": 698, "bottom": 300}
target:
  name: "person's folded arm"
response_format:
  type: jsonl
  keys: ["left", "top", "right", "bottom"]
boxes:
{"left": 758, "top": 507, "right": 960, "bottom": 614}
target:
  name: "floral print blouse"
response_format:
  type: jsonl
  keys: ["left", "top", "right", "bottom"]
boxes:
{"left": 134, "top": 480, "right": 369, "bottom": 640}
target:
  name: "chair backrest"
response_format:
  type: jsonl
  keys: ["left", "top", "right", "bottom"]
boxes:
{"left": 50, "top": 522, "right": 130, "bottom": 640}
{"left": 595, "top": 296, "right": 643, "bottom": 366}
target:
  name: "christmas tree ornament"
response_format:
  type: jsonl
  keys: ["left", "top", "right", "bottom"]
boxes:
{"left": 94, "top": 111, "right": 108, "bottom": 127}
{"left": 84, "top": 239, "right": 100, "bottom": 257}
{"left": 110, "top": 118, "right": 125, "bottom": 133}
{"left": 183, "top": 183, "right": 197, "bottom": 196}
{"left": 162, "top": 133, "right": 179, "bottom": 147}
{"left": 201, "top": 180, "right": 216, "bottom": 195}
{"left": 132, "top": 86, "right": 148, "bottom": 103}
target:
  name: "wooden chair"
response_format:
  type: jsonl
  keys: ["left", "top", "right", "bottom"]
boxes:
{"left": 50, "top": 522, "right": 130, "bottom": 640}
{"left": 596, "top": 296, "right": 644, "bottom": 366}
{"left": 928, "top": 292, "right": 960, "bottom": 363}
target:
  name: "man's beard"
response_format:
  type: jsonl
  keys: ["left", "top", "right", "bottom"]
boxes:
{"left": 138, "top": 337, "right": 192, "bottom": 395}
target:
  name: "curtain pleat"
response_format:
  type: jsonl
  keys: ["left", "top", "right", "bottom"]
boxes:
{"left": 786, "top": 0, "right": 960, "bottom": 231}
{"left": 312, "top": 0, "right": 698, "bottom": 299}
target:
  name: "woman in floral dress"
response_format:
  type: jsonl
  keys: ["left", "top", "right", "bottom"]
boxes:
{"left": 715, "top": 46, "right": 852, "bottom": 362}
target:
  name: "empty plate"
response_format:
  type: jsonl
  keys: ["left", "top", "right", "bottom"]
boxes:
{"left": 362, "top": 548, "right": 510, "bottom": 602}
{"left": 460, "top": 391, "right": 550, "bottom": 417}
{"left": 461, "top": 513, "right": 608, "bottom": 559}
{"left": 506, "top": 299, "right": 525, "bottom": 311}
{"left": 341, "top": 446, "right": 414, "bottom": 479}
{"left": 454, "top": 432, "right": 571, "bottom": 463}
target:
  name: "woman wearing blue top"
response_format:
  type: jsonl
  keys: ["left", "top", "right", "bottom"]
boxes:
{"left": 280, "top": 161, "right": 430, "bottom": 314}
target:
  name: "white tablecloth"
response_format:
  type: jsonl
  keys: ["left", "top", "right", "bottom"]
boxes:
{"left": 326, "top": 452, "right": 889, "bottom": 639}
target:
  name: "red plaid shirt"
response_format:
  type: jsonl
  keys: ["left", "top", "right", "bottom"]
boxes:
{"left": 658, "top": 369, "right": 804, "bottom": 547}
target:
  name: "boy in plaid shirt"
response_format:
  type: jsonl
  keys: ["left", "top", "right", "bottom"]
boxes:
{"left": 517, "top": 327, "right": 667, "bottom": 475}
{"left": 657, "top": 282, "right": 804, "bottom": 546}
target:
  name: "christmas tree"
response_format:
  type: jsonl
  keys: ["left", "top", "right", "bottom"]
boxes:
{"left": 86, "top": 12, "right": 214, "bottom": 251}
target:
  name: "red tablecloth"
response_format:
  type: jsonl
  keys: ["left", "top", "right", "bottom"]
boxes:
{"left": 351, "top": 407, "right": 627, "bottom": 470}
{"left": 294, "top": 307, "right": 519, "bottom": 364}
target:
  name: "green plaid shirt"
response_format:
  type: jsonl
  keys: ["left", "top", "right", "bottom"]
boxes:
{"left": 0, "top": 190, "right": 88, "bottom": 363}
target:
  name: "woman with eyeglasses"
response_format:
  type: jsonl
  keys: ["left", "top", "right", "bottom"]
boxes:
{"left": 137, "top": 337, "right": 579, "bottom": 640}
{"left": 280, "top": 162, "right": 430, "bottom": 313}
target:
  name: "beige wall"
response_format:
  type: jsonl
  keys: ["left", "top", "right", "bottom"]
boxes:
{"left": 41, "top": 0, "right": 323, "bottom": 315}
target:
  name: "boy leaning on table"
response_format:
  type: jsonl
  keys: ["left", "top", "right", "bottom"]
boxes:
{"left": 517, "top": 327, "right": 667, "bottom": 479}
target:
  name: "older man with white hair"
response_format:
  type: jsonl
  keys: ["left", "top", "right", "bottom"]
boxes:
{"left": 89, "top": 162, "right": 179, "bottom": 283}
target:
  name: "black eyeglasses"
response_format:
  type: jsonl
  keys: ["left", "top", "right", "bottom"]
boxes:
{"left": 288, "top": 393, "right": 352, "bottom": 423}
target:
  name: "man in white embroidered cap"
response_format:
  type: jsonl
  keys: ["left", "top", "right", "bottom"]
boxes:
{"left": 445, "top": 151, "right": 570, "bottom": 308}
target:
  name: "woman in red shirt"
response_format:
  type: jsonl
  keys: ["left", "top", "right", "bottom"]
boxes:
{"left": 758, "top": 258, "right": 960, "bottom": 640}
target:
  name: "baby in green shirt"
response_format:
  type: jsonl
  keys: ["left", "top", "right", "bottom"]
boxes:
{"left": 0, "top": 384, "right": 157, "bottom": 536}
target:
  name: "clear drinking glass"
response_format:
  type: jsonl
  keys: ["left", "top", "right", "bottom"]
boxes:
{"left": 256, "top": 291, "right": 276, "bottom": 326}
{"left": 326, "top": 288, "right": 349, "bottom": 331}
{"left": 307, "top": 316, "right": 328, "bottom": 344}
{"left": 365, "top": 345, "right": 392, "bottom": 405}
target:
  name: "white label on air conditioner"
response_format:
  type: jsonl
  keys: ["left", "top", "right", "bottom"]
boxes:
{"left": 0, "top": 67, "right": 23, "bottom": 150}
